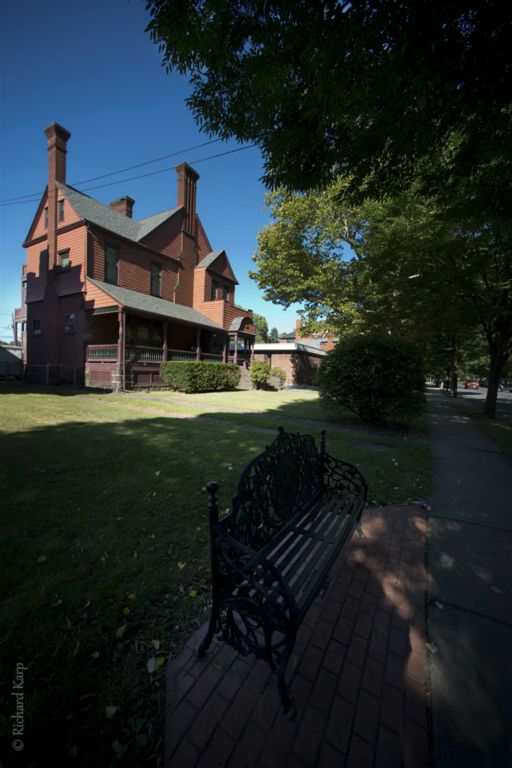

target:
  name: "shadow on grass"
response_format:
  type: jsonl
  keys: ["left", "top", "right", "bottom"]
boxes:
{"left": 0, "top": 414, "right": 272, "bottom": 767}
{"left": 0, "top": 381, "right": 111, "bottom": 397}
{"left": 0, "top": 391, "right": 430, "bottom": 767}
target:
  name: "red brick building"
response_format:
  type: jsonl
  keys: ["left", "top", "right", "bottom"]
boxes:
{"left": 17, "top": 123, "right": 255, "bottom": 389}
{"left": 279, "top": 320, "right": 338, "bottom": 352}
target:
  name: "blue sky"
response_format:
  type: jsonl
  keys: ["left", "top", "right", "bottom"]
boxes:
{"left": 0, "top": 0, "right": 301, "bottom": 341}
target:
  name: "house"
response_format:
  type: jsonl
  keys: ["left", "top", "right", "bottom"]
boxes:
{"left": 279, "top": 319, "right": 338, "bottom": 352}
{"left": 253, "top": 342, "right": 327, "bottom": 386}
{"left": 17, "top": 123, "right": 256, "bottom": 389}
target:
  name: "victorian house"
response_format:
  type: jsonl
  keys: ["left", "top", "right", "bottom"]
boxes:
{"left": 18, "top": 123, "right": 256, "bottom": 389}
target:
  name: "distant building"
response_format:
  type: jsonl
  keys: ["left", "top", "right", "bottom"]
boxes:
{"left": 279, "top": 319, "right": 338, "bottom": 352}
{"left": 253, "top": 341, "right": 327, "bottom": 386}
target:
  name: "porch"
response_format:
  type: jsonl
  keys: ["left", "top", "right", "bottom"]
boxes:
{"left": 86, "top": 344, "right": 253, "bottom": 389}
{"left": 85, "top": 309, "right": 254, "bottom": 390}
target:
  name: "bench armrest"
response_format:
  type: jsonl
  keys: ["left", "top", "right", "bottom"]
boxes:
{"left": 210, "top": 521, "right": 299, "bottom": 664}
{"left": 322, "top": 452, "right": 368, "bottom": 517}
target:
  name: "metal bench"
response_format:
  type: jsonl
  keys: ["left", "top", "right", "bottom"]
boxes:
{"left": 197, "top": 426, "right": 368, "bottom": 716}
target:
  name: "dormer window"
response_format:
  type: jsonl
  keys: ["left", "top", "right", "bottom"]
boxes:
{"left": 44, "top": 207, "right": 48, "bottom": 228}
{"left": 211, "top": 280, "right": 219, "bottom": 301}
{"left": 58, "top": 199, "right": 65, "bottom": 222}
{"left": 223, "top": 287, "right": 231, "bottom": 302}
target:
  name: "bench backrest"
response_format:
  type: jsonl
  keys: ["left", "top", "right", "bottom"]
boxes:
{"left": 228, "top": 427, "right": 323, "bottom": 550}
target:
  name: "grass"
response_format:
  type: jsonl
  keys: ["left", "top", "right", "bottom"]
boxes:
{"left": 0, "top": 384, "right": 431, "bottom": 766}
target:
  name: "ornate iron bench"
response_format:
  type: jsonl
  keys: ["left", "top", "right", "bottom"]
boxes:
{"left": 197, "top": 426, "right": 368, "bottom": 716}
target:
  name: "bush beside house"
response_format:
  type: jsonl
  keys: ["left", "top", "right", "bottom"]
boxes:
{"left": 160, "top": 361, "right": 241, "bottom": 392}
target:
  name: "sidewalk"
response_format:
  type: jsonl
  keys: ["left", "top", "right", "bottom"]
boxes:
{"left": 426, "top": 391, "right": 512, "bottom": 768}
{"left": 166, "top": 505, "right": 429, "bottom": 768}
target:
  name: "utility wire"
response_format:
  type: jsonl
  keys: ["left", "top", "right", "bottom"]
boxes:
{"left": 0, "top": 136, "right": 228, "bottom": 205}
{"left": 0, "top": 143, "right": 257, "bottom": 206}
{"left": 76, "top": 145, "right": 257, "bottom": 195}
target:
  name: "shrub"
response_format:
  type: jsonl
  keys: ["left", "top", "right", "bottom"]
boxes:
{"left": 250, "top": 360, "right": 271, "bottom": 389}
{"left": 271, "top": 367, "right": 287, "bottom": 384}
{"left": 317, "top": 334, "right": 425, "bottom": 423}
{"left": 160, "top": 361, "right": 241, "bottom": 393}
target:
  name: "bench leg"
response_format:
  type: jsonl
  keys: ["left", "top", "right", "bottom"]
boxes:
{"left": 196, "top": 604, "right": 219, "bottom": 658}
{"left": 277, "top": 642, "right": 297, "bottom": 719}
{"left": 277, "top": 669, "right": 296, "bottom": 719}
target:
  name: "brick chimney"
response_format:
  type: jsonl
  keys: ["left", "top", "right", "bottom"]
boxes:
{"left": 295, "top": 319, "right": 302, "bottom": 341}
{"left": 176, "top": 162, "right": 199, "bottom": 236}
{"left": 44, "top": 122, "right": 71, "bottom": 268}
{"left": 110, "top": 196, "right": 135, "bottom": 218}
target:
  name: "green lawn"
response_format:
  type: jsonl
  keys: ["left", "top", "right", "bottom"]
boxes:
{"left": 0, "top": 385, "right": 431, "bottom": 766}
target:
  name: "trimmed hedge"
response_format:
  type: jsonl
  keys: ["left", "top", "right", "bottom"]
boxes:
{"left": 160, "top": 361, "right": 241, "bottom": 392}
{"left": 317, "top": 334, "right": 425, "bottom": 423}
{"left": 250, "top": 361, "right": 271, "bottom": 389}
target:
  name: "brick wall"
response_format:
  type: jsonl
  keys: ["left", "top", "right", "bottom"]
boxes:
{"left": 88, "top": 228, "right": 180, "bottom": 301}
{"left": 253, "top": 349, "right": 323, "bottom": 385}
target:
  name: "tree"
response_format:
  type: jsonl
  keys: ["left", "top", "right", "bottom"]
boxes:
{"left": 269, "top": 327, "right": 280, "bottom": 343}
{"left": 146, "top": 0, "right": 512, "bottom": 217}
{"left": 252, "top": 183, "right": 512, "bottom": 416}
{"left": 252, "top": 312, "right": 269, "bottom": 343}
{"left": 318, "top": 334, "right": 425, "bottom": 424}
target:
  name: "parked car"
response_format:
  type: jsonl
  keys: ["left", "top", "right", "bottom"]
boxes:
{"left": 464, "top": 380, "right": 480, "bottom": 389}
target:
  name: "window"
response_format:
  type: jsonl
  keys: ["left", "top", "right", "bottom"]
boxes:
{"left": 223, "top": 287, "right": 231, "bottom": 302}
{"left": 44, "top": 207, "right": 48, "bottom": 229}
{"left": 58, "top": 199, "right": 65, "bottom": 222}
{"left": 58, "top": 249, "right": 70, "bottom": 269}
{"left": 150, "top": 262, "right": 162, "bottom": 297}
{"left": 211, "top": 280, "right": 219, "bottom": 301}
{"left": 64, "top": 313, "right": 76, "bottom": 334}
{"left": 105, "top": 244, "right": 119, "bottom": 284}
{"left": 32, "top": 319, "right": 41, "bottom": 336}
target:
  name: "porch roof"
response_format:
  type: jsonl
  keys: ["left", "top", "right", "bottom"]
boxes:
{"left": 88, "top": 279, "right": 226, "bottom": 332}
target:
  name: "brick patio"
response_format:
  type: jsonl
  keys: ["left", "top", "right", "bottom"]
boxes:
{"left": 166, "top": 505, "right": 429, "bottom": 768}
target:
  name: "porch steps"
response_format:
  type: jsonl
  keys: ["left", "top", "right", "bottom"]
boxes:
{"left": 237, "top": 366, "right": 253, "bottom": 390}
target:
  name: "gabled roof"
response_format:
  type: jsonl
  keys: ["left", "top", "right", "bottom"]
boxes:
{"left": 196, "top": 250, "right": 223, "bottom": 269}
{"left": 58, "top": 184, "right": 178, "bottom": 244}
{"left": 195, "top": 249, "right": 238, "bottom": 285}
{"left": 88, "top": 279, "right": 225, "bottom": 332}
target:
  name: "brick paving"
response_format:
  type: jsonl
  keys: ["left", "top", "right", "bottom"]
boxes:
{"left": 166, "top": 505, "right": 429, "bottom": 768}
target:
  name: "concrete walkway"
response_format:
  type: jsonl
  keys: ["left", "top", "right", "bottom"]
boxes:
{"left": 426, "top": 391, "right": 512, "bottom": 768}
{"left": 166, "top": 505, "right": 429, "bottom": 768}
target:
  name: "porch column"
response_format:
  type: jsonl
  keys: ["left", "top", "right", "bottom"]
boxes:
{"left": 233, "top": 333, "right": 238, "bottom": 365}
{"left": 162, "top": 320, "right": 168, "bottom": 363}
{"left": 222, "top": 337, "right": 228, "bottom": 363}
{"left": 117, "top": 307, "right": 125, "bottom": 391}
{"left": 196, "top": 328, "right": 201, "bottom": 361}
{"left": 250, "top": 341, "right": 255, "bottom": 367}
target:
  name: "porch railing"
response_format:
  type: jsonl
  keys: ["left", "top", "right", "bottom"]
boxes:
{"left": 167, "top": 349, "right": 196, "bottom": 362}
{"left": 126, "top": 345, "right": 163, "bottom": 363}
{"left": 200, "top": 352, "right": 224, "bottom": 363}
{"left": 86, "top": 345, "right": 239, "bottom": 366}
{"left": 86, "top": 344, "right": 118, "bottom": 361}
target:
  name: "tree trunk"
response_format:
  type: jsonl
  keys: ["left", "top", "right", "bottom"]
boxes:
{"left": 450, "top": 335, "right": 458, "bottom": 397}
{"left": 483, "top": 351, "right": 507, "bottom": 418}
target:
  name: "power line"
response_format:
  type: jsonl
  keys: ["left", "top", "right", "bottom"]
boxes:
{"left": 0, "top": 144, "right": 257, "bottom": 207}
{"left": 0, "top": 136, "right": 227, "bottom": 205}
{"left": 77, "top": 145, "right": 257, "bottom": 195}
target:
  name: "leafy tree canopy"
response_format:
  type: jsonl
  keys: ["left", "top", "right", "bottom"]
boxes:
{"left": 146, "top": 0, "right": 512, "bottom": 217}
{"left": 252, "top": 182, "right": 512, "bottom": 415}
{"left": 252, "top": 312, "right": 269, "bottom": 342}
